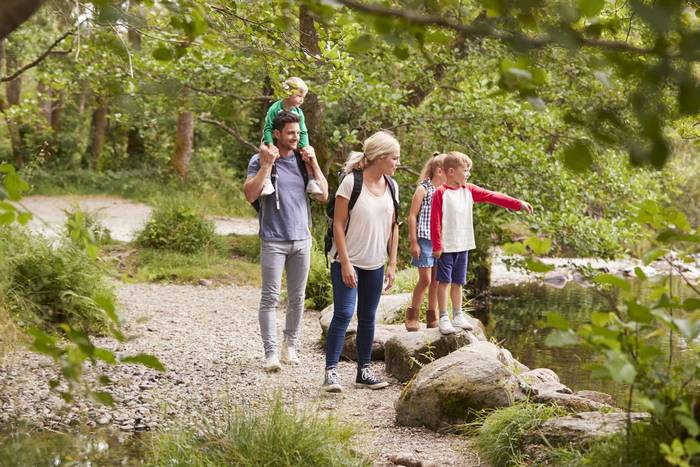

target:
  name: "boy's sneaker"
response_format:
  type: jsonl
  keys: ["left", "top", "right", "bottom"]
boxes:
{"left": 452, "top": 313, "right": 474, "bottom": 331}
{"left": 322, "top": 367, "right": 342, "bottom": 393}
{"left": 281, "top": 342, "right": 299, "bottom": 365}
{"left": 438, "top": 315, "right": 457, "bottom": 335}
{"left": 306, "top": 178, "right": 323, "bottom": 195}
{"left": 263, "top": 353, "right": 281, "bottom": 373}
{"left": 261, "top": 177, "right": 275, "bottom": 196}
{"left": 355, "top": 365, "right": 389, "bottom": 390}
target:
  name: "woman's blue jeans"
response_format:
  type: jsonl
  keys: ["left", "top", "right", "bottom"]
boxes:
{"left": 325, "top": 262, "right": 384, "bottom": 369}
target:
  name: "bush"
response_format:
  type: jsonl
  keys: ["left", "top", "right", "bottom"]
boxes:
{"left": 137, "top": 205, "right": 216, "bottom": 254}
{"left": 147, "top": 397, "right": 369, "bottom": 466}
{"left": 63, "top": 208, "right": 112, "bottom": 246}
{"left": 1, "top": 228, "right": 115, "bottom": 334}
{"left": 460, "top": 402, "right": 566, "bottom": 467}
{"left": 305, "top": 242, "right": 333, "bottom": 311}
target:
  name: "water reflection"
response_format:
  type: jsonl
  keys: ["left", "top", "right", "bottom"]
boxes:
{"left": 476, "top": 279, "right": 693, "bottom": 406}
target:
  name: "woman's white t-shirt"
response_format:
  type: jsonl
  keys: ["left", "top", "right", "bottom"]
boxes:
{"left": 330, "top": 174, "right": 399, "bottom": 270}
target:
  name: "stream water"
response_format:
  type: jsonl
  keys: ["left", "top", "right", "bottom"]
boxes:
{"left": 477, "top": 279, "right": 695, "bottom": 406}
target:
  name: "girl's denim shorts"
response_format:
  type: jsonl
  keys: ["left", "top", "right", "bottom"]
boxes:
{"left": 411, "top": 237, "right": 435, "bottom": 268}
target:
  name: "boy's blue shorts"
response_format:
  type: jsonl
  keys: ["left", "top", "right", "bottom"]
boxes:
{"left": 436, "top": 251, "right": 469, "bottom": 284}
{"left": 411, "top": 238, "right": 435, "bottom": 268}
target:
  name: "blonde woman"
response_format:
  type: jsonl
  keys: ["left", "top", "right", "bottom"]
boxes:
{"left": 323, "top": 131, "right": 400, "bottom": 393}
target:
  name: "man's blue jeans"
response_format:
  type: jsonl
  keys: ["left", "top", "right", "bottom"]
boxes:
{"left": 325, "top": 262, "right": 384, "bottom": 368}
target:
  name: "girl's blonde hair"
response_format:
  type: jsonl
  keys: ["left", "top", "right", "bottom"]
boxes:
{"left": 343, "top": 131, "right": 400, "bottom": 173}
{"left": 282, "top": 77, "right": 308, "bottom": 95}
{"left": 419, "top": 152, "right": 446, "bottom": 183}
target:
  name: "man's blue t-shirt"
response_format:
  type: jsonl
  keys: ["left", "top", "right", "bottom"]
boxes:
{"left": 247, "top": 152, "right": 310, "bottom": 242}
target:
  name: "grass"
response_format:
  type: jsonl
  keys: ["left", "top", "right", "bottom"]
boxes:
{"left": 107, "top": 242, "right": 261, "bottom": 287}
{"left": 0, "top": 227, "right": 115, "bottom": 334}
{"left": 28, "top": 168, "right": 255, "bottom": 219}
{"left": 459, "top": 402, "right": 567, "bottom": 467}
{"left": 0, "top": 398, "right": 370, "bottom": 466}
{"left": 0, "top": 302, "right": 22, "bottom": 363}
{"left": 148, "top": 397, "right": 369, "bottom": 466}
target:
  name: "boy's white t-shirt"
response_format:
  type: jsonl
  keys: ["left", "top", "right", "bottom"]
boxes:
{"left": 330, "top": 175, "right": 398, "bottom": 270}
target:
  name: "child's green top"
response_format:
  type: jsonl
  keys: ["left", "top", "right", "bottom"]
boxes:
{"left": 262, "top": 99, "right": 309, "bottom": 148}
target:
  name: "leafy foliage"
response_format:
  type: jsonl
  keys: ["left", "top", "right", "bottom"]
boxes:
{"left": 137, "top": 204, "right": 216, "bottom": 254}
{"left": 304, "top": 241, "right": 333, "bottom": 310}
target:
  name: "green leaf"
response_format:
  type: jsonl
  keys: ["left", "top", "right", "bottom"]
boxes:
{"left": 643, "top": 247, "right": 667, "bottom": 265}
{"left": 591, "top": 311, "right": 611, "bottom": 327}
{"left": 393, "top": 46, "right": 409, "bottom": 60}
{"left": 562, "top": 140, "right": 594, "bottom": 172}
{"left": 545, "top": 329, "right": 578, "bottom": 346}
{"left": 348, "top": 34, "right": 374, "bottom": 54}
{"left": 503, "top": 242, "right": 527, "bottom": 255}
{"left": 93, "top": 348, "right": 116, "bottom": 364}
{"left": 120, "top": 353, "right": 166, "bottom": 371}
{"left": 16, "top": 211, "right": 32, "bottom": 225}
{"left": 578, "top": 0, "right": 605, "bottom": 17}
{"left": 152, "top": 45, "right": 174, "bottom": 61}
{"left": 544, "top": 312, "right": 571, "bottom": 330}
{"left": 675, "top": 413, "right": 700, "bottom": 437}
{"left": 685, "top": 438, "right": 700, "bottom": 457}
{"left": 524, "top": 258, "right": 555, "bottom": 273}
{"left": 605, "top": 352, "right": 637, "bottom": 383}
{"left": 627, "top": 302, "right": 653, "bottom": 323}
{"left": 91, "top": 390, "right": 114, "bottom": 406}
{"left": 524, "top": 236, "right": 553, "bottom": 255}
{"left": 593, "top": 273, "right": 631, "bottom": 292}
{"left": 95, "top": 293, "right": 119, "bottom": 324}
{"left": 683, "top": 298, "right": 700, "bottom": 311}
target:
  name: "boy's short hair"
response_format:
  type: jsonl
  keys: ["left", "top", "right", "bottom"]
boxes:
{"left": 283, "top": 77, "right": 308, "bottom": 95}
{"left": 272, "top": 111, "right": 300, "bottom": 132}
{"left": 443, "top": 151, "right": 473, "bottom": 171}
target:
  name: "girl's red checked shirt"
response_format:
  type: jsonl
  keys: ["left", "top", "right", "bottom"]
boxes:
{"left": 430, "top": 183, "right": 523, "bottom": 253}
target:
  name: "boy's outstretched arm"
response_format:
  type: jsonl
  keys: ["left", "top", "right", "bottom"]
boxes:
{"left": 469, "top": 184, "right": 533, "bottom": 213}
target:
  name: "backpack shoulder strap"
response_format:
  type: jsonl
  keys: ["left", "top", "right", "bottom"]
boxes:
{"left": 348, "top": 170, "right": 363, "bottom": 211}
{"left": 293, "top": 150, "right": 309, "bottom": 186}
{"left": 384, "top": 175, "right": 400, "bottom": 212}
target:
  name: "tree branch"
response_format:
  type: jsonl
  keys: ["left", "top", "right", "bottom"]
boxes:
{"left": 1, "top": 30, "right": 73, "bottom": 82}
{"left": 336, "top": 0, "right": 679, "bottom": 59}
{"left": 199, "top": 115, "right": 258, "bottom": 151}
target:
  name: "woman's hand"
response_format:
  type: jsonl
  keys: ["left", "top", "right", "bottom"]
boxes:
{"left": 341, "top": 260, "right": 357, "bottom": 288}
{"left": 384, "top": 264, "right": 396, "bottom": 291}
{"left": 410, "top": 241, "right": 420, "bottom": 259}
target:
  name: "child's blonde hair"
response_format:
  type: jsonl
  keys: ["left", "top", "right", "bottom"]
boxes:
{"left": 419, "top": 152, "right": 446, "bottom": 183}
{"left": 282, "top": 77, "right": 308, "bottom": 96}
{"left": 443, "top": 151, "right": 472, "bottom": 171}
{"left": 344, "top": 131, "right": 400, "bottom": 173}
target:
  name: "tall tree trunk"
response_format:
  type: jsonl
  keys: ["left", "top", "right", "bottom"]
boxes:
{"left": 171, "top": 111, "right": 194, "bottom": 180}
{"left": 298, "top": 5, "right": 328, "bottom": 171}
{"left": 0, "top": 0, "right": 47, "bottom": 41}
{"left": 88, "top": 105, "right": 107, "bottom": 168}
{"left": 126, "top": 6, "right": 144, "bottom": 165}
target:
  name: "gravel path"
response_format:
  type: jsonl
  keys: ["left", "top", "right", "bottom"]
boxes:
{"left": 18, "top": 195, "right": 258, "bottom": 241}
{"left": 0, "top": 283, "right": 482, "bottom": 466}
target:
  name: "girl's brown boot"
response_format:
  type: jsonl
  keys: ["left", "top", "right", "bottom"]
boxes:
{"left": 426, "top": 309, "right": 439, "bottom": 328}
{"left": 405, "top": 306, "right": 420, "bottom": 332}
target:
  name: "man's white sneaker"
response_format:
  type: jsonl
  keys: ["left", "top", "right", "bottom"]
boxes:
{"left": 264, "top": 354, "right": 281, "bottom": 373}
{"left": 306, "top": 178, "right": 323, "bottom": 195}
{"left": 281, "top": 342, "right": 299, "bottom": 365}
{"left": 438, "top": 315, "right": 457, "bottom": 335}
{"left": 261, "top": 177, "right": 275, "bottom": 196}
{"left": 452, "top": 313, "right": 474, "bottom": 331}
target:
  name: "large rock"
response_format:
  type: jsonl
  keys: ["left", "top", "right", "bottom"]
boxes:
{"left": 520, "top": 368, "right": 572, "bottom": 395}
{"left": 524, "top": 411, "right": 651, "bottom": 447}
{"left": 384, "top": 328, "right": 472, "bottom": 382}
{"left": 319, "top": 293, "right": 412, "bottom": 335}
{"left": 531, "top": 391, "right": 614, "bottom": 412}
{"left": 395, "top": 341, "right": 528, "bottom": 431}
{"left": 339, "top": 324, "right": 402, "bottom": 361}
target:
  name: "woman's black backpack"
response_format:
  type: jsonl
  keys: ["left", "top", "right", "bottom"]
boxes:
{"left": 323, "top": 170, "right": 399, "bottom": 264}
